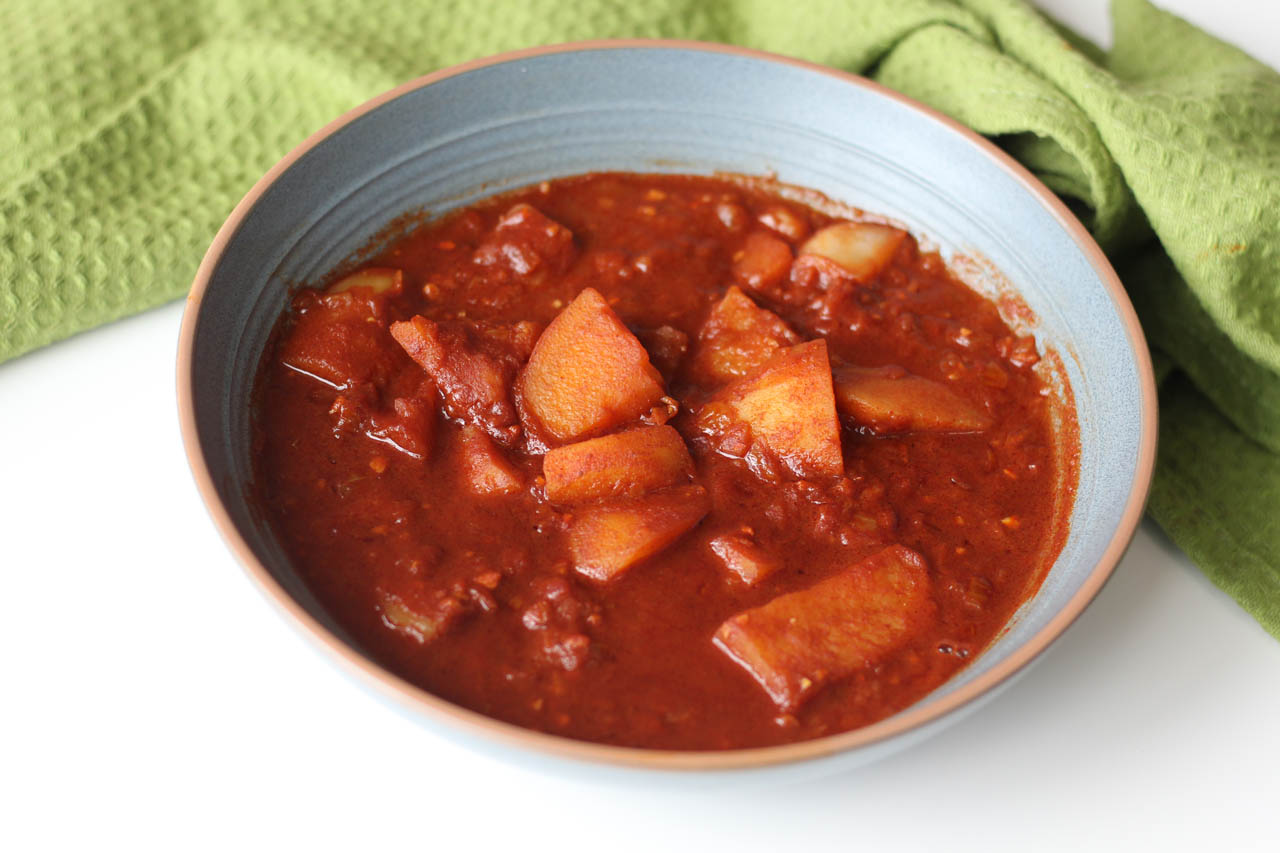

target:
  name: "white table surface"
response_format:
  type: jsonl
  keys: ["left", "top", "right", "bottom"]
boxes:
{"left": 4, "top": 1, "right": 1278, "bottom": 850}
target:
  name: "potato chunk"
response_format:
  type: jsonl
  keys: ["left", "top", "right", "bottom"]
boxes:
{"left": 543, "top": 425, "right": 694, "bottom": 503}
{"left": 700, "top": 339, "right": 843, "bottom": 478}
{"left": 390, "top": 316, "right": 523, "bottom": 446}
{"left": 691, "top": 286, "right": 800, "bottom": 385}
{"left": 799, "top": 222, "right": 906, "bottom": 282}
{"left": 326, "top": 267, "right": 403, "bottom": 295}
{"left": 459, "top": 426, "right": 524, "bottom": 496}
{"left": 709, "top": 531, "right": 779, "bottom": 586}
{"left": 378, "top": 588, "right": 468, "bottom": 644}
{"left": 833, "top": 364, "right": 993, "bottom": 433}
{"left": 732, "top": 232, "right": 793, "bottom": 292}
{"left": 758, "top": 206, "right": 810, "bottom": 242}
{"left": 518, "top": 287, "right": 666, "bottom": 443}
{"left": 569, "top": 486, "right": 710, "bottom": 582}
{"left": 714, "top": 545, "right": 934, "bottom": 711}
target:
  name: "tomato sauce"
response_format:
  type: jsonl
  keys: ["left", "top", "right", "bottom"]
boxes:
{"left": 254, "top": 173, "right": 1074, "bottom": 750}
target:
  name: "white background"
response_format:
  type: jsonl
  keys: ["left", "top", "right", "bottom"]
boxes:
{"left": 3, "top": 1, "right": 1277, "bottom": 850}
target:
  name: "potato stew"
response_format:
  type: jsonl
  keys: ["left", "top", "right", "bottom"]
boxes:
{"left": 254, "top": 173, "right": 1074, "bottom": 750}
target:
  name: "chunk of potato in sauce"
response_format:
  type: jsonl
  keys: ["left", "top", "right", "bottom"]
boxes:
{"left": 255, "top": 173, "right": 1069, "bottom": 751}
{"left": 709, "top": 530, "right": 780, "bottom": 586}
{"left": 715, "top": 545, "right": 935, "bottom": 711}
{"left": 543, "top": 425, "right": 694, "bottom": 503}
{"left": 697, "top": 339, "right": 844, "bottom": 479}
{"left": 378, "top": 585, "right": 473, "bottom": 645}
{"left": 691, "top": 285, "right": 800, "bottom": 386}
{"left": 833, "top": 364, "right": 994, "bottom": 434}
{"left": 568, "top": 486, "right": 711, "bottom": 583}
{"left": 732, "top": 232, "right": 793, "bottom": 292}
{"left": 326, "top": 266, "right": 403, "bottom": 295}
{"left": 518, "top": 287, "right": 666, "bottom": 444}
{"left": 799, "top": 221, "right": 907, "bottom": 282}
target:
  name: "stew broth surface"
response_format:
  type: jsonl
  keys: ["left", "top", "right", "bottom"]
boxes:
{"left": 255, "top": 173, "right": 1074, "bottom": 749}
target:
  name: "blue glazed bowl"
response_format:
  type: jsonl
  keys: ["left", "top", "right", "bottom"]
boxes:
{"left": 178, "top": 41, "right": 1156, "bottom": 781}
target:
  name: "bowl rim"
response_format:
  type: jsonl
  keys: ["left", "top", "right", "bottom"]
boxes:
{"left": 177, "top": 38, "right": 1158, "bottom": 772}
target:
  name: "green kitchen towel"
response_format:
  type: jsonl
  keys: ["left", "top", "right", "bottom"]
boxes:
{"left": 2, "top": 0, "right": 1278, "bottom": 635}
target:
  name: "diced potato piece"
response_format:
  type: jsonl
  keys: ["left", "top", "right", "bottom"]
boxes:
{"left": 758, "top": 206, "right": 810, "bottom": 242}
{"left": 474, "top": 203, "right": 576, "bottom": 278}
{"left": 459, "top": 426, "right": 524, "bottom": 496}
{"left": 518, "top": 287, "right": 666, "bottom": 443}
{"left": 799, "top": 222, "right": 906, "bottom": 282}
{"left": 692, "top": 286, "right": 800, "bottom": 385}
{"left": 833, "top": 364, "right": 993, "bottom": 433}
{"left": 569, "top": 486, "right": 710, "bottom": 582}
{"left": 390, "top": 316, "right": 522, "bottom": 446}
{"left": 280, "top": 291, "right": 395, "bottom": 390}
{"left": 732, "top": 232, "right": 793, "bottom": 292}
{"left": 703, "top": 339, "right": 843, "bottom": 478}
{"left": 709, "top": 531, "right": 779, "bottom": 585}
{"left": 544, "top": 425, "right": 694, "bottom": 503}
{"left": 378, "top": 588, "right": 467, "bottom": 644}
{"left": 326, "top": 267, "right": 403, "bottom": 295}
{"left": 714, "top": 545, "right": 934, "bottom": 711}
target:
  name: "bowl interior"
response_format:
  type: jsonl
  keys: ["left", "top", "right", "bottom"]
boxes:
{"left": 183, "top": 43, "right": 1151, "bottom": 769}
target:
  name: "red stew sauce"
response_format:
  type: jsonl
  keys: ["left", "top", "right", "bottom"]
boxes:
{"left": 255, "top": 173, "right": 1073, "bottom": 750}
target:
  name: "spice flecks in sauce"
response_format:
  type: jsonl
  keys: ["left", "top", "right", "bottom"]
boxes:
{"left": 256, "top": 173, "right": 1072, "bottom": 750}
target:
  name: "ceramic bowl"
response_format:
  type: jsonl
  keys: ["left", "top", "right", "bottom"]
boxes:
{"left": 178, "top": 41, "right": 1156, "bottom": 781}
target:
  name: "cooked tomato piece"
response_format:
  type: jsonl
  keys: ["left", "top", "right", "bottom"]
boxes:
{"left": 279, "top": 287, "right": 398, "bottom": 391}
{"left": 473, "top": 203, "right": 576, "bottom": 280}
{"left": 391, "top": 316, "right": 526, "bottom": 447}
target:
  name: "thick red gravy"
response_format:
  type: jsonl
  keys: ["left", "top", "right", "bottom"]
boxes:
{"left": 254, "top": 173, "right": 1075, "bottom": 750}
